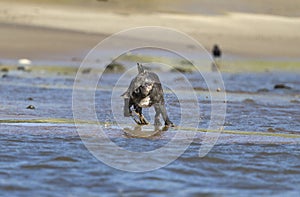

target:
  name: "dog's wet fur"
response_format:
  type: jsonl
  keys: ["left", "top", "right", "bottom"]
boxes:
{"left": 121, "top": 63, "right": 174, "bottom": 127}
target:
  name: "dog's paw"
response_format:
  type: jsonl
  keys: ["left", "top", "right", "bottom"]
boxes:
{"left": 139, "top": 115, "right": 149, "bottom": 125}
{"left": 140, "top": 119, "right": 149, "bottom": 125}
{"left": 135, "top": 121, "right": 149, "bottom": 125}
{"left": 165, "top": 121, "right": 175, "bottom": 127}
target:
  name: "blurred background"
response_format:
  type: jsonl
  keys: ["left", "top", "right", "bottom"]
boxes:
{"left": 1, "top": 0, "right": 300, "bottom": 68}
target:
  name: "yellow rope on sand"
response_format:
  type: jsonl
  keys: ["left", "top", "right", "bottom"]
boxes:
{"left": 1, "top": 118, "right": 300, "bottom": 139}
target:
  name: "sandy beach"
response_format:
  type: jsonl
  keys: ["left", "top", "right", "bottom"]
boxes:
{"left": 1, "top": 0, "right": 300, "bottom": 62}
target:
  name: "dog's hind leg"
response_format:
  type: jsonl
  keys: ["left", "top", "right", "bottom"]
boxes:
{"left": 154, "top": 104, "right": 162, "bottom": 126}
{"left": 158, "top": 103, "right": 174, "bottom": 127}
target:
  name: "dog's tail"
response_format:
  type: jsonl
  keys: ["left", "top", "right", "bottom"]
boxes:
{"left": 137, "top": 63, "right": 145, "bottom": 74}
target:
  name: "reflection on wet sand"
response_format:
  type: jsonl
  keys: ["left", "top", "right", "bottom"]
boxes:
{"left": 123, "top": 125, "right": 169, "bottom": 138}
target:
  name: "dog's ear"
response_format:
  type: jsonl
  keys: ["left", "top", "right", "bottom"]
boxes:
{"left": 137, "top": 63, "right": 145, "bottom": 74}
{"left": 121, "top": 91, "right": 130, "bottom": 99}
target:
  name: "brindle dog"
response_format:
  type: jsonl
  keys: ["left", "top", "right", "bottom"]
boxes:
{"left": 122, "top": 63, "right": 174, "bottom": 127}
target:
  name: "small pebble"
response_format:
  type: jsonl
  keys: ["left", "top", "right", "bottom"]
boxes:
{"left": 257, "top": 88, "right": 269, "bottom": 93}
{"left": 243, "top": 98, "right": 255, "bottom": 103}
{"left": 274, "top": 84, "right": 291, "bottom": 89}
{"left": 290, "top": 100, "right": 300, "bottom": 103}
{"left": 267, "top": 128, "right": 276, "bottom": 132}
{"left": 81, "top": 68, "right": 92, "bottom": 74}
{"left": 216, "top": 88, "right": 221, "bottom": 92}
{"left": 26, "top": 105, "right": 35, "bottom": 110}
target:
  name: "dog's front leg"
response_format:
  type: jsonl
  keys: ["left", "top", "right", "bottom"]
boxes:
{"left": 135, "top": 106, "right": 149, "bottom": 125}
{"left": 123, "top": 98, "right": 131, "bottom": 117}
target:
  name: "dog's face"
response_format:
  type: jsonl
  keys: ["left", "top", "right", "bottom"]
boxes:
{"left": 122, "top": 63, "right": 160, "bottom": 100}
{"left": 140, "top": 82, "right": 154, "bottom": 95}
{"left": 131, "top": 73, "right": 155, "bottom": 97}
{"left": 138, "top": 81, "right": 154, "bottom": 96}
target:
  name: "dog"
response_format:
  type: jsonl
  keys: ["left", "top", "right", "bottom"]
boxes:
{"left": 121, "top": 63, "right": 174, "bottom": 127}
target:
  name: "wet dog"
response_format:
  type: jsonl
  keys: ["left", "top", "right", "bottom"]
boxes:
{"left": 121, "top": 63, "right": 174, "bottom": 127}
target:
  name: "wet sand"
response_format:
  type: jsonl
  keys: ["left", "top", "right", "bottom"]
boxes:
{"left": 0, "top": 23, "right": 104, "bottom": 61}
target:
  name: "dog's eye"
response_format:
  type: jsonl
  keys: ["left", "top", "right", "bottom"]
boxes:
{"left": 134, "top": 88, "right": 140, "bottom": 93}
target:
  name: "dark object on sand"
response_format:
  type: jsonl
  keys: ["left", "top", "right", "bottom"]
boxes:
{"left": 26, "top": 105, "right": 35, "bottom": 109}
{"left": 257, "top": 88, "right": 269, "bottom": 93}
{"left": 121, "top": 63, "right": 174, "bottom": 127}
{"left": 211, "top": 44, "right": 222, "bottom": 71}
{"left": 17, "top": 66, "right": 26, "bottom": 71}
{"left": 27, "top": 97, "right": 34, "bottom": 101}
{"left": 105, "top": 62, "right": 125, "bottom": 73}
{"left": 17, "top": 66, "right": 31, "bottom": 72}
{"left": 1, "top": 67, "right": 9, "bottom": 72}
{"left": 274, "top": 84, "right": 291, "bottom": 89}
{"left": 171, "top": 67, "right": 193, "bottom": 73}
{"left": 212, "top": 44, "right": 222, "bottom": 58}
{"left": 81, "top": 68, "right": 92, "bottom": 74}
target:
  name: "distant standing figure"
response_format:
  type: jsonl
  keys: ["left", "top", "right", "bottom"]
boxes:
{"left": 212, "top": 44, "right": 222, "bottom": 59}
{"left": 211, "top": 44, "right": 222, "bottom": 71}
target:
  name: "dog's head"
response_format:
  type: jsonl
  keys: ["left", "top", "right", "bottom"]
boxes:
{"left": 122, "top": 63, "right": 157, "bottom": 98}
{"left": 133, "top": 63, "right": 155, "bottom": 97}
{"left": 137, "top": 79, "right": 154, "bottom": 97}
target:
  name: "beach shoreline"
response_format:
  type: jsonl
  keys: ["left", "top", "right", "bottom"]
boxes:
{"left": 1, "top": 0, "right": 300, "bottom": 62}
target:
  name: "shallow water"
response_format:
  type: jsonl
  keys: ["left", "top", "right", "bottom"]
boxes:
{"left": 1, "top": 126, "right": 300, "bottom": 197}
{"left": 1, "top": 68, "right": 300, "bottom": 196}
